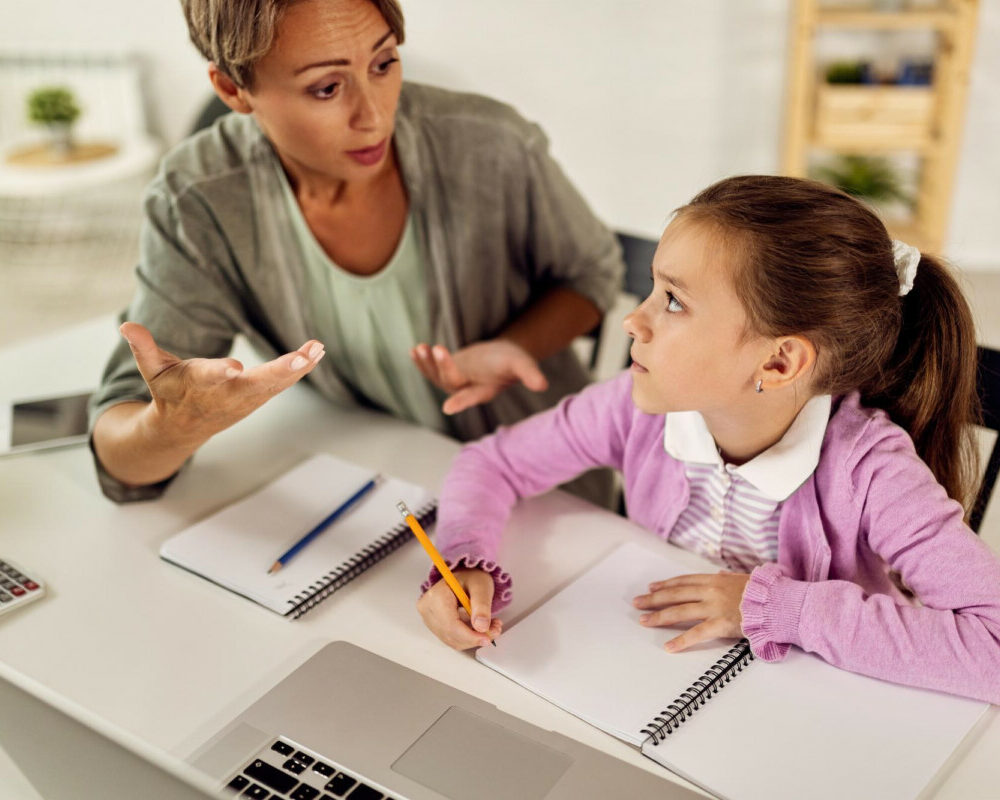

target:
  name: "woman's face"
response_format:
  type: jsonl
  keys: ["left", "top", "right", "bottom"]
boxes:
{"left": 244, "top": 0, "right": 403, "bottom": 182}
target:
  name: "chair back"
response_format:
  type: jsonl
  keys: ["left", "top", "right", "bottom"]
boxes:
{"left": 971, "top": 345, "right": 1000, "bottom": 533}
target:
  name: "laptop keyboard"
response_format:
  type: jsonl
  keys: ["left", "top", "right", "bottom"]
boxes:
{"left": 224, "top": 736, "right": 402, "bottom": 800}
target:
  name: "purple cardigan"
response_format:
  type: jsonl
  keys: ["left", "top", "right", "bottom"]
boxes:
{"left": 427, "top": 371, "right": 1000, "bottom": 704}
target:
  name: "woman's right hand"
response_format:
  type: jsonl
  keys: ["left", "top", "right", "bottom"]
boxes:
{"left": 417, "top": 567, "right": 502, "bottom": 650}
{"left": 120, "top": 321, "right": 325, "bottom": 443}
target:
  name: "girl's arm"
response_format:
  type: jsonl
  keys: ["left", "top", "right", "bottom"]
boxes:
{"left": 422, "top": 370, "right": 637, "bottom": 611}
{"left": 741, "top": 425, "right": 1000, "bottom": 704}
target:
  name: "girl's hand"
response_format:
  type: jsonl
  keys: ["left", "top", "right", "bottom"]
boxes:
{"left": 121, "top": 322, "right": 325, "bottom": 442}
{"left": 417, "top": 568, "right": 502, "bottom": 650}
{"left": 409, "top": 341, "right": 548, "bottom": 415}
{"left": 632, "top": 570, "right": 751, "bottom": 653}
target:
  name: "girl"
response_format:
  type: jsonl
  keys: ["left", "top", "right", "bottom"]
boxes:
{"left": 418, "top": 175, "right": 1000, "bottom": 704}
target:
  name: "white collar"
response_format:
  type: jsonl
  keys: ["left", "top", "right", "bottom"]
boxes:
{"left": 663, "top": 395, "right": 832, "bottom": 501}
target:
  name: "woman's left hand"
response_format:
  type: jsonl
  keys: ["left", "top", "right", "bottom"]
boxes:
{"left": 632, "top": 570, "right": 751, "bottom": 653}
{"left": 410, "top": 341, "right": 548, "bottom": 414}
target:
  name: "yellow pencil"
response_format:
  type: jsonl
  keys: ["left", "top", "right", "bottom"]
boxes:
{"left": 397, "top": 500, "right": 496, "bottom": 646}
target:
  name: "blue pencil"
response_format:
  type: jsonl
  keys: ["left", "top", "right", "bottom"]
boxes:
{"left": 267, "top": 475, "right": 379, "bottom": 574}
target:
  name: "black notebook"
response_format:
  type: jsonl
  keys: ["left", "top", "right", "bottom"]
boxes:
{"left": 160, "top": 454, "right": 436, "bottom": 618}
{"left": 478, "top": 542, "right": 988, "bottom": 800}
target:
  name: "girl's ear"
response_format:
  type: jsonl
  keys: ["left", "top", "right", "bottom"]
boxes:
{"left": 759, "top": 335, "right": 816, "bottom": 391}
{"left": 208, "top": 64, "right": 254, "bottom": 114}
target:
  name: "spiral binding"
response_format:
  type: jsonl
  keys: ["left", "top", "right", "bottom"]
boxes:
{"left": 285, "top": 501, "right": 437, "bottom": 619}
{"left": 639, "top": 639, "right": 754, "bottom": 744}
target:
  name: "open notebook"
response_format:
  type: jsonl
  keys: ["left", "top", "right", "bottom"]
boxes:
{"left": 478, "top": 542, "right": 989, "bottom": 800}
{"left": 160, "top": 454, "right": 435, "bottom": 619}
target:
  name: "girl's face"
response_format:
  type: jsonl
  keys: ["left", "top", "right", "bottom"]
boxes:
{"left": 242, "top": 0, "right": 403, "bottom": 182}
{"left": 623, "top": 218, "right": 771, "bottom": 416}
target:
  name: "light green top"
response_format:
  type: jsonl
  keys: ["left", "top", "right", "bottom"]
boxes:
{"left": 278, "top": 168, "right": 447, "bottom": 433}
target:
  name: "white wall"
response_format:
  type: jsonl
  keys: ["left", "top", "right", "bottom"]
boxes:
{"left": 2, "top": 0, "right": 997, "bottom": 268}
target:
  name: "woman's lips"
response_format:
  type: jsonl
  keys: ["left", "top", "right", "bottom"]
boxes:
{"left": 346, "top": 138, "right": 387, "bottom": 166}
{"left": 630, "top": 354, "right": 648, "bottom": 373}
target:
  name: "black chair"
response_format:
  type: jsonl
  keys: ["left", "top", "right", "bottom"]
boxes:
{"left": 971, "top": 345, "right": 1000, "bottom": 533}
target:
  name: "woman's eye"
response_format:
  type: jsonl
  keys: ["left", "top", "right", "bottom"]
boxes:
{"left": 666, "top": 292, "right": 684, "bottom": 313}
{"left": 311, "top": 82, "right": 339, "bottom": 100}
{"left": 374, "top": 57, "right": 399, "bottom": 74}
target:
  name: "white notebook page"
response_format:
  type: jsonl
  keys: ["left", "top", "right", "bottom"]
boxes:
{"left": 479, "top": 542, "right": 988, "bottom": 800}
{"left": 160, "top": 454, "right": 433, "bottom": 614}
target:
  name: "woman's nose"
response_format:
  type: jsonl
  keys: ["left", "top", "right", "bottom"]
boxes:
{"left": 351, "top": 85, "right": 379, "bottom": 130}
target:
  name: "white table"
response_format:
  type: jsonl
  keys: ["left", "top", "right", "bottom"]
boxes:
{"left": 0, "top": 317, "right": 997, "bottom": 799}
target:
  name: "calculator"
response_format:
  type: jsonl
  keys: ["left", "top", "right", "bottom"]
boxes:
{"left": 0, "top": 558, "right": 45, "bottom": 616}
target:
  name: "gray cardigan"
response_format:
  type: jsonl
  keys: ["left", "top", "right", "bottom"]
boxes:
{"left": 91, "top": 82, "right": 624, "bottom": 501}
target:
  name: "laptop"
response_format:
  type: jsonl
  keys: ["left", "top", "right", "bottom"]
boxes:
{"left": 1, "top": 641, "right": 703, "bottom": 800}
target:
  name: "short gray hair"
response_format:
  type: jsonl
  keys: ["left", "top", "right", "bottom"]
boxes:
{"left": 180, "top": 0, "right": 406, "bottom": 89}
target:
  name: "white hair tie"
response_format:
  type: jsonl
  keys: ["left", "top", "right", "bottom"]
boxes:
{"left": 892, "top": 239, "right": 921, "bottom": 297}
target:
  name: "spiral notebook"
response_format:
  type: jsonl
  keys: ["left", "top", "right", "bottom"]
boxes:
{"left": 478, "top": 542, "right": 989, "bottom": 800}
{"left": 159, "top": 454, "right": 435, "bottom": 619}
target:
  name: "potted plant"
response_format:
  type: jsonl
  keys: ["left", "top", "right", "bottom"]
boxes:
{"left": 813, "top": 155, "right": 911, "bottom": 208}
{"left": 27, "top": 86, "right": 81, "bottom": 157}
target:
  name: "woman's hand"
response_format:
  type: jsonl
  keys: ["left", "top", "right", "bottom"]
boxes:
{"left": 409, "top": 341, "right": 548, "bottom": 415}
{"left": 122, "top": 321, "right": 325, "bottom": 442}
{"left": 632, "top": 570, "right": 751, "bottom": 653}
{"left": 417, "top": 567, "right": 502, "bottom": 650}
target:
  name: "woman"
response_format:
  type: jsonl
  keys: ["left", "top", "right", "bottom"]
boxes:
{"left": 90, "top": 0, "right": 623, "bottom": 502}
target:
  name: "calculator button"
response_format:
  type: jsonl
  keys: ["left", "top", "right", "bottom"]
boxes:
{"left": 293, "top": 751, "right": 314, "bottom": 766}
{"left": 22, "top": 580, "right": 39, "bottom": 591}
{"left": 290, "top": 785, "right": 319, "bottom": 800}
{"left": 9, "top": 586, "right": 25, "bottom": 597}
{"left": 0, "top": 580, "right": 15, "bottom": 589}
{"left": 0, "top": 592, "right": 11, "bottom": 603}
{"left": 241, "top": 784, "right": 269, "bottom": 799}
{"left": 227, "top": 775, "right": 250, "bottom": 792}
{"left": 312, "top": 761, "right": 335, "bottom": 777}
{"left": 270, "top": 740, "right": 294, "bottom": 756}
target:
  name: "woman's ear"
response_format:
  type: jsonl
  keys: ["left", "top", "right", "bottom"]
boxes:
{"left": 207, "top": 64, "right": 253, "bottom": 114}
{"left": 759, "top": 335, "right": 817, "bottom": 391}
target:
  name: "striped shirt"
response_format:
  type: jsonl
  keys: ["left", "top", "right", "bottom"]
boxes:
{"left": 663, "top": 395, "right": 832, "bottom": 571}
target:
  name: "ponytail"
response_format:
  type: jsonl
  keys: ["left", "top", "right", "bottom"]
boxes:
{"left": 862, "top": 255, "right": 981, "bottom": 511}
{"left": 678, "top": 176, "right": 981, "bottom": 512}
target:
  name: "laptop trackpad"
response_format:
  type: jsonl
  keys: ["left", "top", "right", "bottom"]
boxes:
{"left": 391, "top": 706, "right": 572, "bottom": 799}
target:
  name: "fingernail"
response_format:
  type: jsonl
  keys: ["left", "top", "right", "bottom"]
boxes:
{"left": 308, "top": 343, "right": 323, "bottom": 359}
{"left": 473, "top": 615, "right": 489, "bottom": 632}
{"left": 225, "top": 367, "right": 239, "bottom": 379}
{"left": 480, "top": 639, "right": 492, "bottom": 648}
{"left": 290, "top": 356, "right": 307, "bottom": 370}
{"left": 639, "top": 613, "right": 650, "bottom": 623}
{"left": 664, "top": 641, "right": 678, "bottom": 652}
{"left": 433, "top": 347, "right": 444, "bottom": 360}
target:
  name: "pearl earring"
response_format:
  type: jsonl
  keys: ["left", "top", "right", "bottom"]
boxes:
{"left": 755, "top": 379, "right": 763, "bottom": 394}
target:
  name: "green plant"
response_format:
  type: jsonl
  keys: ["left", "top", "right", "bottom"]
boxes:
{"left": 825, "top": 61, "right": 869, "bottom": 84}
{"left": 813, "top": 155, "right": 911, "bottom": 206}
{"left": 27, "top": 86, "right": 81, "bottom": 126}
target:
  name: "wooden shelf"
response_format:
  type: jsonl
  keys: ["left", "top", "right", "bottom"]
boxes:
{"left": 781, "top": 0, "right": 980, "bottom": 254}
{"left": 816, "top": 7, "right": 955, "bottom": 31}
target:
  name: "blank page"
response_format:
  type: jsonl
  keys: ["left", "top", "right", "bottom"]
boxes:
{"left": 479, "top": 542, "right": 988, "bottom": 800}
{"left": 160, "top": 454, "right": 433, "bottom": 614}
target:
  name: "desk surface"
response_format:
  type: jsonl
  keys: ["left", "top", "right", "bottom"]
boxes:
{"left": 0, "top": 317, "right": 997, "bottom": 800}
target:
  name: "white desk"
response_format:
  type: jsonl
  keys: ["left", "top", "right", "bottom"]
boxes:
{"left": 0, "top": 318, "right": 997, "bottom": 800}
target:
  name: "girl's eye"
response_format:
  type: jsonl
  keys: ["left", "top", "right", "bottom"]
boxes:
{"left": 374, "top": 56, "right": 399, "bottom": 74}
{"left": 311, "top": 82, "right": 339, "bottom": 100}
{"left": 666, "top": 292, "right": 684, "bottom": 313}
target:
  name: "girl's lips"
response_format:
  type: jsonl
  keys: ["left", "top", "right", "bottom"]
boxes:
{"left": 346, "top": 138, "right": 387, "bottom": 166}
{"left": 630, "top": 358, "right": 648, "bottom": 373}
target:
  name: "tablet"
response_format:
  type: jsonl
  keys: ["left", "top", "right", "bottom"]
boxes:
{"left": 0, "top": 391, "right": 92, "bottom": 456}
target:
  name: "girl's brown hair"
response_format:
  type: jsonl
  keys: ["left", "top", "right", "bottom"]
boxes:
{"left": 180, "top": 0, "right": 406, "bottom": 89}
{"left": 678, "top": 175, "right": 980, "bottom": 511}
